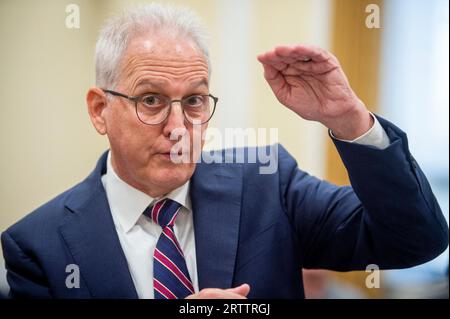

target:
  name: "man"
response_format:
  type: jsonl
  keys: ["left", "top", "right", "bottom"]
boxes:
{"left": 1, "top": 4, "right": 448, "bottom": 299}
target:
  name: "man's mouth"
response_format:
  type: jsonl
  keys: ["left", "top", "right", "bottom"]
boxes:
{"left": 158, "top": 150, "right": 184, "bottom": 159}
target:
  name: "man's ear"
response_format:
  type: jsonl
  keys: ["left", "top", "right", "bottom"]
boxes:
{"left": 86, "top": 87, "right": 108, "bottom": 135}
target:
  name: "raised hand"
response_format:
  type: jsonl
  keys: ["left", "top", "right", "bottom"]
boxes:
{"left": 257, "top": 44, "right": 373, "bottom": 140}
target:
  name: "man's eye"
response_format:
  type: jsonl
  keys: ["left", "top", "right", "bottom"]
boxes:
{"left": 142, "top": 95, "right": 164, "bottom": 106}
{"left": 185, "top": 96, "right": 203, "bottom": 107}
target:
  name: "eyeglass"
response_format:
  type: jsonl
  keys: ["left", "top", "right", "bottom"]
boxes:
{"left": 102, "top": 89, "right": 218, "bottom": 125}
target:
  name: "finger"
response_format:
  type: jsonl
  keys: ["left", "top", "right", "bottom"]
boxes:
{"left": 224, "top": 293, "right": 248, "bottom": 299}
{"left": 275, "top": 45, "right": 329, "bottom": 63}
{"left": 258, "top": 51, "right": 288, "bottom": 71}
{"left": 273, "top": 48, "right": 297, "bottom": 64}
{"left": 257, "top": 51, "right": 275, "bottom": 63}
{"left": 186, "top": 289, "right": 249, "bottom": 299}
{"left": 289, "top": 60, "right": 339, "bottom": 75}
{"left": 215, "top": 292, "right": 248, "bottom": 299}
{"left": 257, "top": 52, "right": 267, "bottom": 63}
{"left": 272, "top": 46, "right": 338, "bottom": 74}
{"left": 262, "top": 61, "right": 316, "bottom": 78}
{"left": 261, "top": 63, "right": 287, "bottom": 91}
{"left": 226, "top": 284, "right": 251, "bottom": 297}
{"left": 258, "top": 50, "right": 287, "bottom": 65}
{"left": 291, "top": 45, "right": 331, "bottom": 62}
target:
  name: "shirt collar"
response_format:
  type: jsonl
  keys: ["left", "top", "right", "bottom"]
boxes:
{"left": 104, "top": 151, "right": 191, "bottom": 233}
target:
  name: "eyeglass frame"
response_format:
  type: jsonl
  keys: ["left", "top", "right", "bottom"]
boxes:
{"left": 102, "top": 89, "right": 218, "bottom": 125}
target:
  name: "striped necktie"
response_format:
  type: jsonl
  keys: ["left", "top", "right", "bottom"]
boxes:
{"left": 143, "top": 198, "right": 195, "bottom": 299}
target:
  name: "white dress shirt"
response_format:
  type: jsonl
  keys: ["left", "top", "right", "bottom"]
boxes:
{"left": 101, "top": 154, "right": 199, "bottom": 299}
{"left": 331, "top": 112, "right": 390, "bottom": 149}
{"left": 101, "top": 112, "right": 389, "bottom": 299}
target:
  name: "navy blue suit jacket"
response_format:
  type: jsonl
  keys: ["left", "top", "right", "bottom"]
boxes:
{"left": 1, "top": 116, "right": 448, "bottom": 298}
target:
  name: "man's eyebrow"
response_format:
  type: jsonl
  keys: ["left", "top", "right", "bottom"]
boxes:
{"left": 135, "top": 78, "right": 209, "bottom": 90}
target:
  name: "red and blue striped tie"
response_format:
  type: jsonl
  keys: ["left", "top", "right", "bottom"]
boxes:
{"left": 144, "top": 198, "right": 195, "bottom": 299}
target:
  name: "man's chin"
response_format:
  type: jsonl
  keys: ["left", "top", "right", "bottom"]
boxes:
{"left": 150, "top": 168, "right": 193, "bottom": 189}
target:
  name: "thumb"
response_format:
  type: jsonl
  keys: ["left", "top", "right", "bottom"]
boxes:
{"left": 226, "top": 284, "right": 251, "bottom": 297}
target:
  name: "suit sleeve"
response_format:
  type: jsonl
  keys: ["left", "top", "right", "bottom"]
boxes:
{"left": 278, "top": 115, "right": 449, "bottom": 271}
{"left": 1, "top": 231, "right": 51, "bottom": 298}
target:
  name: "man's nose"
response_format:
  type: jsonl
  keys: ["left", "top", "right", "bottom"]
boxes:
{"left": 162, "top": 102, "right": 187, "bottom": 138}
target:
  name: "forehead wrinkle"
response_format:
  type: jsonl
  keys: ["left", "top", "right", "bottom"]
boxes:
{"left": 122, "top": 56, "right": 208, "bottom": 78}
{"left": 131, "top": 65, "right": 208, "bottom": 78}
{"left": 119, "top": 56, "right": 208, "bottom": 92}
{"left": 130, "top": 56, "right": 208, "bottom": 66}
{"left": 126, "top": 60, "right": 208, "bottom": 74}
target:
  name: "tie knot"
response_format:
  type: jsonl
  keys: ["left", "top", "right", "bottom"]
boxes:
{"left": 144, "top": 198, "right": 182, "bottom": 228}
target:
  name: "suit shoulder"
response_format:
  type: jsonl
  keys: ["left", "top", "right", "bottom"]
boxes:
{"left": 3, "top": 182, "right": 85, "bottom": 243}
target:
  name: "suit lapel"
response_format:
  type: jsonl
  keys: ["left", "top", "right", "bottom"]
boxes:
{"left": 190, "top": 161, "right": 243, "bottom": 290}
{"left": 59, "top": 152, "right": 138, "bottom": 298}
{"left": 57, "top": 151, "right": 244, "bottom": 296}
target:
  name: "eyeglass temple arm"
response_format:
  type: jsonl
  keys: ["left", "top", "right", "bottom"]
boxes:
{"left": 102, "top": 89, "right": 138, "bottom": 101}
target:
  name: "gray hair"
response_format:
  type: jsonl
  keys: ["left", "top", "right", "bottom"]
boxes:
{"left": 95, "top": 3, "right": 210, "bottom": 89}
